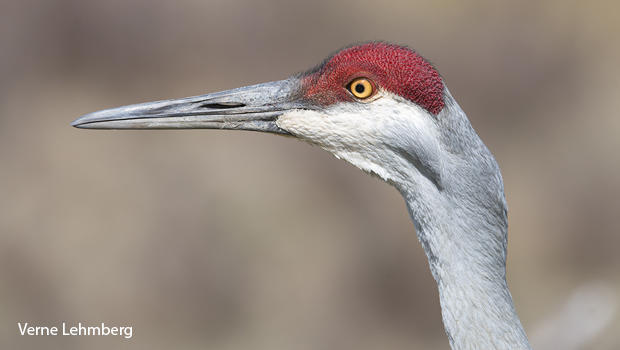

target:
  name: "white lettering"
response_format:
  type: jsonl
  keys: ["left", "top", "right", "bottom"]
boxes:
{"left": 21, "top": 321, "right": 132, "bottom": 338}
{"left": 18, "top": 323, "right": 58, "bottom": 336}
{"left": 18, "top": 322, "right": 27, "bottom": 335}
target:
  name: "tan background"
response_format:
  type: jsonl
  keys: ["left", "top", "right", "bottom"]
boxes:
{"left": 1, "top": 0, "right": 619, "bottom": 349}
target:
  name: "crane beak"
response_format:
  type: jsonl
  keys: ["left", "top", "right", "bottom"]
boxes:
{"left": 71, "top": 78, "right": 305, "bottom": 134}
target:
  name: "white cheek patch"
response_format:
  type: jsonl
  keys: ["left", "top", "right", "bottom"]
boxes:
{"left": 276, "top": 109, "right": 331, "bottom": 143}
{"left": 277, "top": 109, "right": 368, "bottom": 153}
{"left": 276, "top": 96, "right": 439, "bottom": 184}
{"left": 277, "top": 109, "right": 391, "bottom": 179}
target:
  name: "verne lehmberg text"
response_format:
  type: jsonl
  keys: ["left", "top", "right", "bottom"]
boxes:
{"left": 18, "top": 322, "right": 133, "bottom": 339}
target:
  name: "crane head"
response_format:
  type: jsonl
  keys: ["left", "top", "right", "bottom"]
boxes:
{"left": 73, "top": 42, "right": 465, "bottom": 193}
{"left": 72, "top": 42, "right": 527, "bottom": 349}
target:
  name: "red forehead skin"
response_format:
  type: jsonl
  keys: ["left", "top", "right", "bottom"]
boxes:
{"left": 301, "top": 42, "right": 445, "bottom": 115}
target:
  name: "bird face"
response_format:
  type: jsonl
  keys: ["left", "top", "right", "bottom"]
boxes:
{"left": 276, "top": 92, "right": 443, "bottom": 185}
{"left": 72, "top": 42, "right": 446, "bottom": 188}
{"left": 277, "top": 43, "right": 445, "bottom": 184}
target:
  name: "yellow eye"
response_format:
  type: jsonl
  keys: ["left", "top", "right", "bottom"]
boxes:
{"left": 348, "top": 78, "right": 374, "bottom": 99}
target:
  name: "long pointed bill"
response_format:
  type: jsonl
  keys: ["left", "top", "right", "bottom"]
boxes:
{"left": 71, "top": 78, "right": 304, "bottom": 134}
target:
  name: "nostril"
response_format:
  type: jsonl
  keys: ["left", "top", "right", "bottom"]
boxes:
{"left": 197, "top": 102, "right": 246, "bottom": 109}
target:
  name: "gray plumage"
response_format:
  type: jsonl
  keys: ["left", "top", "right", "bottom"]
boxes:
{"left": 73, "top": 43, "right": 532, "bottom": 349}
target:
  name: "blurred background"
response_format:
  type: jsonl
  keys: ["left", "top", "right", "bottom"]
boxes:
{"left": 1, "top": 0, "right": 619, "bottom": 349}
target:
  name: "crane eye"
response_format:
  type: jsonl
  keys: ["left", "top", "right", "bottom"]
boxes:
{"left": 347, "top": 78, "right": 374, "bottom": 99}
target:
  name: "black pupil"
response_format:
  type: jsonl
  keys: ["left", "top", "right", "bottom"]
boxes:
{"left": 354, "top": 83, "right": 366, "bottom": 94}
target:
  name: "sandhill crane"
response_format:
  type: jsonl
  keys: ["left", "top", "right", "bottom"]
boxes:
{"left": 72, "top": 42, "right": 532, "bottom": 349}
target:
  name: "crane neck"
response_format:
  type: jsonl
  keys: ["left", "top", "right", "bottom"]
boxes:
{"left": 405, "top": 189, "right": 530, "bottom": 350}
{"left": 400, "top": 169, "right": 531, "bottom": 350}
{"left": 387, "top": 91, "right": 532, "bottom": 349}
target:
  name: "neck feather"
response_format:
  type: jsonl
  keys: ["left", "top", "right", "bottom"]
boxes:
{"left": 395, "top": 92, "right": 531, "bottom": 349}
{"left": 403, "top": 189, "right": 530, "bottom": 349}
